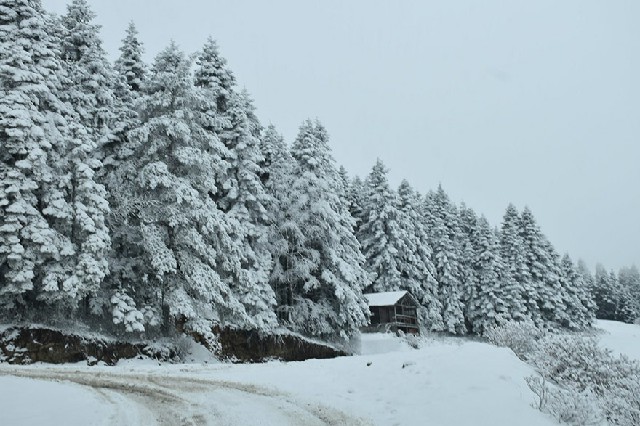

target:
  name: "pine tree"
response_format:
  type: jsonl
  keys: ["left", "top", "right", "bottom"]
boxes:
{"left": 347, "top": 175, "right": 366, "bottom": 234}
{"left": 193, "top": 36, "right": 235, "bottom": 115}
{"left": 41, "top": 0, "right": 113, "bottom": 316}
{"left": 498, "top": 204, "right": 527, "bottom": 322}
{"left": 467, "top": 216, "right": 508, "bottom": 334}
{"left": 114, "top": 21, "right": 146, "bottom": 93}
{"left": 60, "top": 0, "right": 114, "bottom": 131}
{"left": 98, "top": 21, "right": 149, "bottom": 332}
{"left": 0, "top": 0, "right": 74, "bottom": 317}
{"left": 592, "top": 264, "right": 637, "bottom": 323}
{"left": 396, "top": 180, "right": 442, "bottom": 330}
{"left": 594, "top": 264, "right": 616, "bottom": 320}
{"left": 619, "top": 265, "right": 640, "bottom": 321}
{"left": 192, "top": 38, "right": 278, "bottom": 330}
{"left": 577, "top": 260, "right": 595, "bottom": 291}
{"left": 261, "top": 125, "right": 294, "bottom": 286}
{"left": 337, "top": 165, "right": 351, "bottom": 204}
{"left": 458, "top": 204, "right": 479, "bottom": 326}
{"left": 423, "top": 186, "right": 465, "bottom": 334}
{"left": 358, "top": 160, "right": 403, "bottom": 293}
{"left": 121, "top": 42, "right": 276, "bottom": 334}
{"left": 559, "top": 254, "right": 595, "bottom": 329}
{"left": 270, "top": 120, "right": 369, "bottom": 339}
{"left": 221, "top": 91, "right": 275, "bottom": 329}
{"left": 261, "top": 124, "right": 291, "bottom": 197}
{"left": 0, "top": 0, "right": 112, "bottom": 318}
{"left": 519, "top": 207, "right": 565, "bottom": 327}
{"left": 260, "top": 124, "right": 288, "bottom": 188}
{"left": 103, "top": 20, "right": 145, "bottom": 173}
{"left": 613, "top": 268, "right": 637, "bottom": 323}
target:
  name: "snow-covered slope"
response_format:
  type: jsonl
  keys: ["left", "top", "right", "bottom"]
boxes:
{"left": 596, "top": 319, "right": 640, "bottom": 361}
{"left": 202, "top": 334, "right": 556, "bottom": 425}
{"left": 0, "top": 333, "right": 558, "bottom": 426}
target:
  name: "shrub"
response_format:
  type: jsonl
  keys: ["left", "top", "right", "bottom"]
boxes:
{"left": 484, "top": 319, "right": 544, "bottom": 359}
{"left": 526, "top": 374, "right": 604, "bottom": 426}
{"left": 530, "top": 334, "right": 640, "bottom": 426}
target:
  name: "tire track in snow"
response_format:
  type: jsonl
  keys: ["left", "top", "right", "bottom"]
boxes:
{"left": 0, "top": 368, "right": 370, "bottom": 426}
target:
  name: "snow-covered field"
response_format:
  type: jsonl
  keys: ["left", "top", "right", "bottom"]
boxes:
{"left": 596, "top": 319, "right": 640, "bottom": 361}
{"left": 2, "top": 322, "right": 638, "bottom": 425}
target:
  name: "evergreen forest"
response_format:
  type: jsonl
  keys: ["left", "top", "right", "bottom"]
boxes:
{"left": 2, "top": 0, "right": 639, "bottom": 343}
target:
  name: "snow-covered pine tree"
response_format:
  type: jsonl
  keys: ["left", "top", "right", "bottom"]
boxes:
{"left": 337, "top": 166, "right": 351, "bottom": 204}
{"left": 558, "top": 254, "right": 596, "bottom": 329}
{"left": 422, "top": 186, "right": 466, "bottom": 334}
{"left": 192, "top": 36, "right": 235, "bottom": 206}
{"left": 219, "top": 90, "right": 276, "bottom": 329}
{"left": 396, "top": 180, "right": 442, "bottom": 331}
{"left": 347, "top": 175, "right": 367, "bottom": 234}
{"left": 114, "top": 22, "right": 146, "bottom": 93}
{"left": 192, "top": 39, "right": 277, "bottom": 328}
{"left": 121, "top": 42, "right": 275, "bottom": 334}
{"left": 577, "top": 260, "right": 595, "bottom": 289}
{"left": 357, "top": 160, "right": 403, "bottom": 293}
{"left": 594, "top": 264, "right": 616, "bottom": 320}
{"left": 260, "top": 124, "right": 288, "bottom": 188}
{"left": 458, "top": 204, "right": 479, "bottom": 327}
{"left": 593, "top": 264, "right": 637, "bottom": 323}
{"left": 261, "top": 124, "right": 291, "bottom": 197}
{"left": 0, "top": 0, "right": 74, "bottom": 318}
{"left": 498, "top": 204, "right": 527, "bottom": 322}
{"left": 261, "top": 125, "right": 294, "bottom": 282}
{"left": 577, "top": 263, "right": 598, "bottom": 327}
{"left": 270, "top": 119, "right": 369, "bottom": 339}
{"left": 519, "top": 207, "right": 564, "bottom": 328}
{"left": 59, "top": 0, "right": 114, "bottom": 132}
{"left": 40, "top": 0, "right": 113, "bottom": 316}
{"left": 103, "top": 20, "right": 145, "bottom": 173}
{"left": 466, "top": 216, "right": 508, "bottom": 334}
{"left": 619, "top": 265, "right": 640, "bottom": 322}
{"left": 612, "top": 267, "right": 637, "bottom": 323}
{"left": 193, "top": 36, "right": 235, "bottom": 116}
{"left": 97, "top": 21, "right": 151, "bottom": 333}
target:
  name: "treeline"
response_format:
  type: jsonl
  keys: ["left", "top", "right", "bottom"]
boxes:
{"left": 350, "top": 165, "right": 596, "bottom": 334}
{"left": 590, "top": 264, "right": 640, "bottom": 324}
{"left": 0, "top": 0, "right": 633, "bottom": 342}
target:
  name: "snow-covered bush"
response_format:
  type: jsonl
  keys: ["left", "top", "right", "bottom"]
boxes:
{"left": 485, "top": 319, "right": 544, "bottom": 359}
{"left": 403, "top": 332, "right": 422, "bottom": 349}
{"left": 526, "top": 374, "right": 604, "bottom": 426}
{"left": 531, "top": 335, "right": 612, "bottom": 391}
{"left": 111, "top": 291, "right": 144, "bottom": 333}
{"left": 530, "top": 334, "right": 640, "bottom": 426}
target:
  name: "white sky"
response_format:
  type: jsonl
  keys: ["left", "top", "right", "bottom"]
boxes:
{"left": 42, "top": 0, "right": 640, "bottom": 271}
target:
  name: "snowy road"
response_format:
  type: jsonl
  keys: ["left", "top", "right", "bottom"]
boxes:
{"left": 0, "top": 368, "right": 369, "bottom": 426}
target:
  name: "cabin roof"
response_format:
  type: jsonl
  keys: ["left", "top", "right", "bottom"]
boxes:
{"left": 363, "top": 290, "right": 410, "bottom": 307}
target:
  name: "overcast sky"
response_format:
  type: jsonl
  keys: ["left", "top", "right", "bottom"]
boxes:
{"left": 42, "top": 0, "right": 639, "bottom": 271}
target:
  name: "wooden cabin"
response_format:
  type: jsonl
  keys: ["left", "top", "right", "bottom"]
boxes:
{"left": 363, "top": 290, "right": 420, "bottom": 335}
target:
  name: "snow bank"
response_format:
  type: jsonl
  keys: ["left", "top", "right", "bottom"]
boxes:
{"left": 358, "top": 332, "right": 414, "bottom": 355}
{"left": 203, "top": 336, "right": 555, "bottom": 425}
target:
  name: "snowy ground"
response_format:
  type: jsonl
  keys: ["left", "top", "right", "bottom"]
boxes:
{"left": 595, "top": 319, "right": 640, "bottom": 361}
{"left": 6, "top": 322, "right": 638, "bottom": 426}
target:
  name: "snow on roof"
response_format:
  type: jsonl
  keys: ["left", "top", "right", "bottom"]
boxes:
{"left": 364, "top": 291, "right": 409, "bottom": 307}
